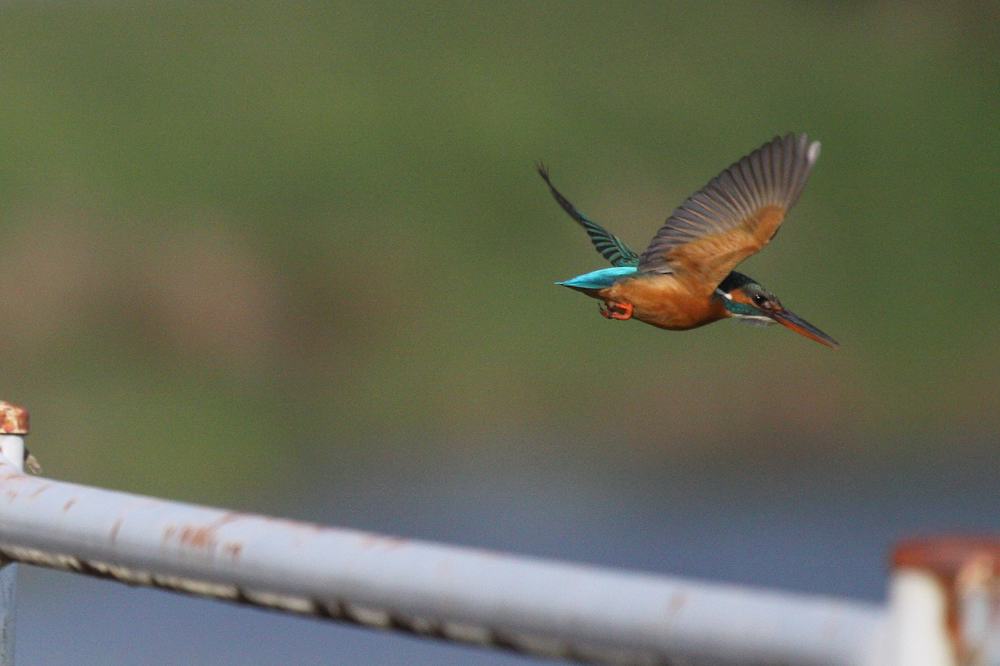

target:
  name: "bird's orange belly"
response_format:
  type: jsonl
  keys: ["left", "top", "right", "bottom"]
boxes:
{"left": 599, "top": 275, "right": 726, "bottom": 330}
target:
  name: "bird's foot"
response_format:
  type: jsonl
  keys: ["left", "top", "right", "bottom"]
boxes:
{"left": 599, "top": 301, "right": 633, "bottom": 320}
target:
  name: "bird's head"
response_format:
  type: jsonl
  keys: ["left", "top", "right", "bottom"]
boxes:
{"left": 715, "top": 272, "right": 839, "bottom": 349}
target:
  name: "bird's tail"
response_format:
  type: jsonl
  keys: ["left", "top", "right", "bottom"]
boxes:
{"left": 537, "top": 163, "right": 640, "bottom": 268}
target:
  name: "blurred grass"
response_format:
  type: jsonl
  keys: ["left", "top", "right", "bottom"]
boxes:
{"left": 0, "top": 1, "right": 996, "bottom": 501}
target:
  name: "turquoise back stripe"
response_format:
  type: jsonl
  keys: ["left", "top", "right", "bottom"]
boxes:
{"left": 556, "top": 266, "right": 637, "bottom": 290}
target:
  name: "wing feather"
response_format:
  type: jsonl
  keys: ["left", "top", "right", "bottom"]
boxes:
{"left": 638, "top": 133, "right": 820, "bottom": 292}
{"left": 537, "top": 163, "right": 640, "bottom": 267}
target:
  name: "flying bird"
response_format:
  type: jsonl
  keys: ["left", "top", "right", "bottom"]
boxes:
{"left": 538, "top": 133, "right": 838, "bottom": 348}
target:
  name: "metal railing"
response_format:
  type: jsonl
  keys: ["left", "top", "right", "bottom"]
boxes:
{"left": 0, "top": 401, "right": 996, "bottom": 665}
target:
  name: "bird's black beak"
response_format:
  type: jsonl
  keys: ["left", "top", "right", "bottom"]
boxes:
{"left": 770, "top": 308, "right": 839, "bottom": 349}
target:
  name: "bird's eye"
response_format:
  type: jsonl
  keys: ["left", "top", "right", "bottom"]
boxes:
{"left": 752, "top": 293, "right": 768, "bottom": 307}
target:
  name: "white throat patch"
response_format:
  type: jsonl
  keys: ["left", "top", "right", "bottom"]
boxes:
{"left": 733, "top": 314, "right": 775, "bottom": 327}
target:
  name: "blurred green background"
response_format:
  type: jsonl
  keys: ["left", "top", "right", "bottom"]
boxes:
{"left": 0, "top": 2, "right": 998, "bottom": 662}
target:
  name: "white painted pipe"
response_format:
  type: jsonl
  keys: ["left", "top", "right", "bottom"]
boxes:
{"left": 0, "top": 450, "right": 884, "bottom": 665}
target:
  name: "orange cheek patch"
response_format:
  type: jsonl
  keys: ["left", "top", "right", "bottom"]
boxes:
{"left": 729, "top": 292, "right": 754, "bottom": 307}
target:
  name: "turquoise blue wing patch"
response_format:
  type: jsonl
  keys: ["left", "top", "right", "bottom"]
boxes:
{"left": 557, "top": 266, "right": 637, "bottom": 290}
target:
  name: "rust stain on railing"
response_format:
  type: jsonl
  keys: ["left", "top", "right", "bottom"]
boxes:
{"left": 893, "top": 535, "right": 1000, "bottom": 665}
{"left": 0, "top": 402, "right": 28, "bottom": 435}
{"left": 163, "top": 512, "right": 245, "bottom": 552}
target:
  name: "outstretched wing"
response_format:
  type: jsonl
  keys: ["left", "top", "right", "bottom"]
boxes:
{"left": 537, "top": 163, "right": 640, "bottom": 267}
{"left": 638, "top": 133, "right": 821, "bottom": 293}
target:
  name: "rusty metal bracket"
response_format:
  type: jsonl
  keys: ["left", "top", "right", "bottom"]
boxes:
{"left": 891, "top": 537, "right": 1000, "bottom": 666}
{"left": 0, "top": 401, "right": 27, "bottom": 666}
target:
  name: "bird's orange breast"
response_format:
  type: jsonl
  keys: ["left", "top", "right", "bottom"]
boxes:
{"left": 598, "top": 274, "right": 728, "bottom": 330}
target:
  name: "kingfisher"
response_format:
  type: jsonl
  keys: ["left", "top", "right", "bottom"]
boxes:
{"left": 539, "top": 133, "right": 839, "bottom": 348}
